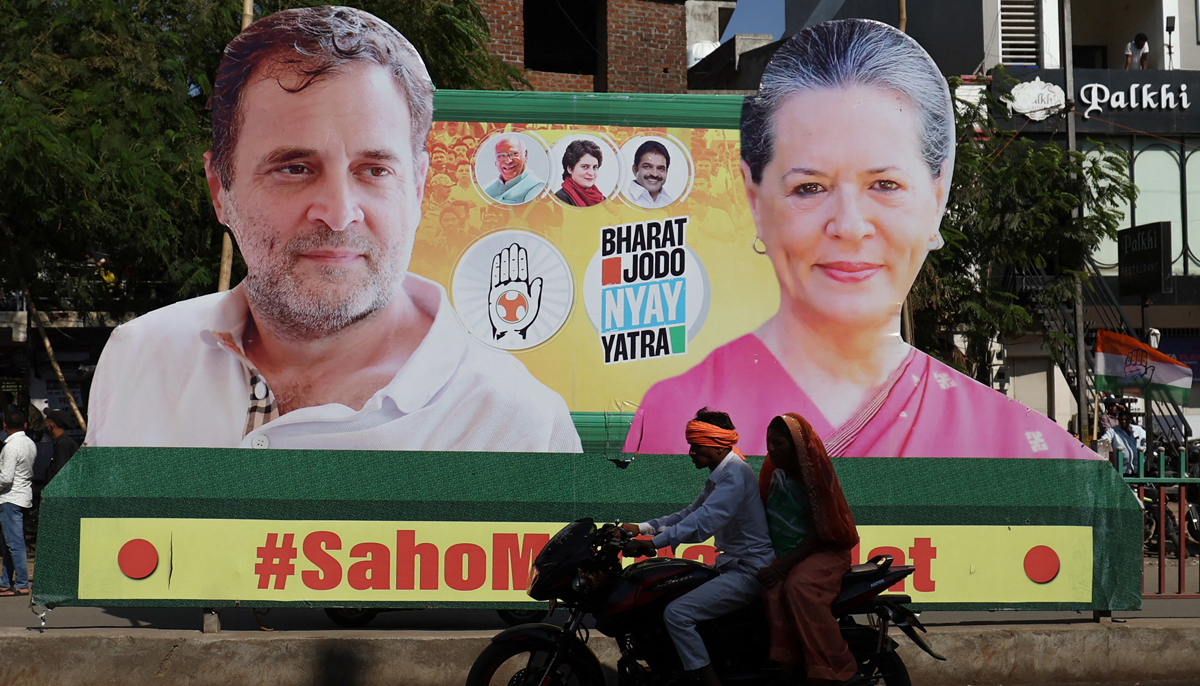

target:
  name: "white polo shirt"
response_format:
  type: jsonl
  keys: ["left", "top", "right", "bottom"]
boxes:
{"left": 625, "top": 180, "right": 675, "bottom": 209}
{"left": 86, "top": 274, "right": 582, "bottom": 452}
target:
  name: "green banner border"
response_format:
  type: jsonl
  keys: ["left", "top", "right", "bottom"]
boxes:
{"left": 34, "top": 449, "right": 1141, "bottom": 612}
{"left": 432, "top": 90, "right": 744, "bottom": 129}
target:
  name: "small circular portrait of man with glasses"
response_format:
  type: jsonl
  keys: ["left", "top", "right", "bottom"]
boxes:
{"left": 474, "top": 131, "right": 551, "bottom": 206}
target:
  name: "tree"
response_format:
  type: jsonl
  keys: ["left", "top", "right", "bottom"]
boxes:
{"left": 0, "top": 0, "right": 521, "bottom": 316}
{"left": 0, "top": 0, "right": 520, "bottom": 422}
{"left": 909, "top": 69, "right": 1137, "bottom": 382}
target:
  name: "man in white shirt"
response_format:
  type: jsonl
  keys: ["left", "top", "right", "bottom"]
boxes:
{"left": 625, "top": 140, "right": 675, "bottom": 208}
{"left": 622, "top": 408, "right": 774, "bottom": 686}
{"left": 86, "top": 7, "right": 580, "bottom": 453}
{"left": 1126, "top": 33, "right": 1150, "bottom": 70}
{"left": 1101, "top": 410, "right": 1147, "bottom": 476}
{"left": 0, "top": 411, "right": 35, "bottom": 595}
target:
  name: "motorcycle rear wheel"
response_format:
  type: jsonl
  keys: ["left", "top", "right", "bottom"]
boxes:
{"left": 860, "top": 649, "right": 911, "bottom": 686}
{"left": 466, "top": 640, "right": 603, "bottom": 686}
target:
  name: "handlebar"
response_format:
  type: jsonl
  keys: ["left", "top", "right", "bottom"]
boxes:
{"left": 605, "top": 522, "right": 657, "bottom": 558}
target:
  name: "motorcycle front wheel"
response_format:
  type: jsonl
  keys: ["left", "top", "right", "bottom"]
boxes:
{"left": 859, "top": 649, "right": 911, "bottom": 686}
{"left": 466, "top": 639, "right": 603, "bottom": 686}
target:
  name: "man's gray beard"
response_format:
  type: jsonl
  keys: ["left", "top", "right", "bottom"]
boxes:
{"left": 231, "top": 207, "right": 408, "bottom": 341}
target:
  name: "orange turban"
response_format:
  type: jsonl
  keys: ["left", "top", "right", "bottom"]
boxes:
{"left": 685, "top": 420, "right": 745, "bottom": 459}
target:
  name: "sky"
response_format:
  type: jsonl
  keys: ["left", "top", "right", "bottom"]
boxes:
{"left": 720, "top": 0, "right": 786, "bottom": 42}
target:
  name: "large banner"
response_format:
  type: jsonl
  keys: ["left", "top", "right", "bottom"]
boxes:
{"left": 34, "top": 448, "right": 1139, "bottom": 611}
{"left": 42, "top": 10, "right": 1136, "bottom": 615}
{"left": 78, "top": 9, "right": 1103, "bottom": 460}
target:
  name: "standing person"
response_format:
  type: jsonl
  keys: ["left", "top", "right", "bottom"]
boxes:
{"left": 1125, "top": 33, "right": 1150, "bottom": 70}
{"left": 756, "top": 413, "right": 861, "bottom": 686}
{"left": 625, "top": 140, "right": 674, "bottom": 208}
{"left": 0, "top": 411, "right": 35, "bottom": 596}
{"left": 16, "top": 393, "right": 44, "bottom": 442}
{"left": 43, "top": 410, "right": 78, "bottom": 485}
{"left": 483, "top": 135, "right": 546, "bottom": 204}
{"left": 1099, "top": 396, "right": 1124, "bottom": 431}
{"left": 554, "top": 139, "right": 605, "bottom": 207}
{"left": 621, "top": 408, "right": 774, "bottom": 686}
{"left": 1101, "top": 410, "right": 1147, "bottom": 476}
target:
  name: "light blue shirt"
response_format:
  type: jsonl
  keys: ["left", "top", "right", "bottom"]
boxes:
{"left": 484, "top": 170, "right": 545, "bottom": 204}
{"left": 640, "top": 453, "right": 775, "bottom": 569}
{"left": 1102, "top": 424, "right": 1146, "bottom": 475}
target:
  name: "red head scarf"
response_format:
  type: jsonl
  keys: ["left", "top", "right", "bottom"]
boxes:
{"left": 758, "top": 413, "right": 858, "bottom": 549}
{"left": 685, "top": 420, "right": 745, "bottom": 459}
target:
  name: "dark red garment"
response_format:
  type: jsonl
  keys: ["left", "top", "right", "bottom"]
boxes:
{"left": 558, "top": 176, "right": 604, "bottom": 207}
{"left": 759, "top": 413, "right": 859, "bottom": 684}
{"left": 762, "top": 548, "right": 858, "bottom": 683}
{"left": 759, "top": 413, "right": 858, "bottom": 550}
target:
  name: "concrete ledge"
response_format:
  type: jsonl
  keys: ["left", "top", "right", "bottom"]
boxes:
{"left": 3, "top": 620, "right": 1199, "bottom": 685}
{"left": 898, "top": 619, "right": 1200, "bottom": 685}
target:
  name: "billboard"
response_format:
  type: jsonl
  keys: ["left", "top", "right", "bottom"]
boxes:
{"left": 33, "top": 448, "right": 1139, "bottom": 611}
{"left": 81, "top": 9, "right": 1100, "bottom": 462}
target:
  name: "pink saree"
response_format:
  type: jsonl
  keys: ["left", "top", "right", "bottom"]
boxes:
{"left": 622, "top": 334, "right": 1099, "bottom": 460}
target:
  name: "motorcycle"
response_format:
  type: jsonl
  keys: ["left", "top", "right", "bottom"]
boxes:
{"left": 467, "top": 519, "right": 944, "bottom": 686}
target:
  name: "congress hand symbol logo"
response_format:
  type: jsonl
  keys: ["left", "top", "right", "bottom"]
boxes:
{"left": 489, "top": 243, "right": 543, "bottom": 340}
{"left": 1121, "top": 348, "right": 1156, "bottom": 391}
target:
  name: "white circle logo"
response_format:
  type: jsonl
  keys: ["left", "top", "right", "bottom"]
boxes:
{"left": 581, "top": 216, "right": 710, "bottom": 364}
{"left": 451, "top": 230, "right": 574, "bottom": 351}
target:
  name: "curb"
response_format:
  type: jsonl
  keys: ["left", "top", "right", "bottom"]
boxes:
{"left": 2, "top": 620, "right": 1198, "bottom": 685}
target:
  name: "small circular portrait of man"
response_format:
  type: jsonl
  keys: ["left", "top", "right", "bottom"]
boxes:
{"left": 475, "top": 131, "right": 550, "bottom": 206}
{"left": 548, "top": 134, "right": 619, "bottom": 208}
{"left": 619, "top": 135, "right": 691, "bottom": 209}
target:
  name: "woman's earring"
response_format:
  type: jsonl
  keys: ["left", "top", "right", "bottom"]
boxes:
{"left": 928, "top": 232, "right": 944, "bottom": 250}
{"left": 752, "top": 236, "right": 768, "bottom": 255}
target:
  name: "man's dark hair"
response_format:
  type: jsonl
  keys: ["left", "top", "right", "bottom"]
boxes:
{"left": 1135, "top": 32, "right": 1149, "bottom": 45}
{"left": 694, "top": 407, "right": 735, "bottom": 430}
{"left": 4, "top": 410, "right": 26, "bottom": 430}
{"left": 208, "top": 6, "right": 434, "bottom": 190}
{"left": 632, "top": 140, "right": 671, "bottom": 170}
{"left": 1118, "top": 410, "right": 1133, "bottom": 422}
{"left": 561, "top": 139, "right": 603, "bottom": 179}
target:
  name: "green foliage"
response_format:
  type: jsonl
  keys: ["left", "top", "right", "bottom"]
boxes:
{"left": 0, "top": 0, "right": 238, "bottom": 313}
{"left": 0, "top": 0, "right": 519, "bottom": 315}
{"left": 909, "top": 68, "right": 1137, "bottom": 381}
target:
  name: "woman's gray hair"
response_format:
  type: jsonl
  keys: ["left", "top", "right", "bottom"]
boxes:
{"left": 741, "top": 19, "right": 954, "bottom": 183}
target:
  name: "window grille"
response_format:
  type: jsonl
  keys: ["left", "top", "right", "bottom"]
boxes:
{"left": 999, "top": 0, "right": 1040, "bottom": 66}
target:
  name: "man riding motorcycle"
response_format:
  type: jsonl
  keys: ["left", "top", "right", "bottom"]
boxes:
{"left": 622, "top": 407, "right": 775, "bottom": 686}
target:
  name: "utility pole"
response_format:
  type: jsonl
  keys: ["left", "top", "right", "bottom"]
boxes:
{"left": 1059, "top": 0, "right": 1088, "bottom": 439}
{"left": 217, "top": 0, "right": 256, "bottom": 293}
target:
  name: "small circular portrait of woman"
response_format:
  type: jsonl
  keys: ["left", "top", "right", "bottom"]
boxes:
{"left": 474, "top": 131, "right": 551, "bottom": 206}
{"left": 618, "top": 135, "right": 692, "bottom": 210}
{"left": 550, "top": 135, "right": 619, "bottom": 208}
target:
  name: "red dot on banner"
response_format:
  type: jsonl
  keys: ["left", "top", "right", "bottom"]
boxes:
{"left": 118, "top": 539, "right": 158, "bottom": 580}
{"left": 1024, "top": 545, "right": 1060, "bottom": 584}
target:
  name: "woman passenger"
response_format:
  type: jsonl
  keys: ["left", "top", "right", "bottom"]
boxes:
{"left": 555, "top": 139, "right": 605, "bottom": 207}
{"left": 757, "top": 413, "right": 860, "bottom": 686}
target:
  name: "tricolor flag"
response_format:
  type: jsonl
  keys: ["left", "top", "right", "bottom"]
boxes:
{"left": 1095, "top": 330, "right": 1192, "bottom": 405}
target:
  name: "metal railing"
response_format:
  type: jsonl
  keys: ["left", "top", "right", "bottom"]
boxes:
{"left": 1122, "top": 448, "right": 1200, "bottom": 598}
